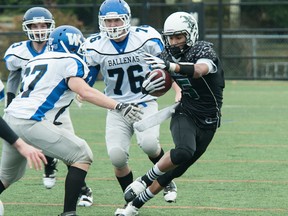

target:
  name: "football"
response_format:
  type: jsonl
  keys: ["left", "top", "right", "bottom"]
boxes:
{"left": 148, "top": 69, "right": 172, "bottom": 97}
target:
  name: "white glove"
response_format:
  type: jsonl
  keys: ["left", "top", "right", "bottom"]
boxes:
{"left": 115, "top": 103, "right": 143, "bottom": 123}
{"left": 143, "top": 53, "right": 176, "bottom": 72}
{"left": 142, "top": 72, "right": 165, "bottom": 94}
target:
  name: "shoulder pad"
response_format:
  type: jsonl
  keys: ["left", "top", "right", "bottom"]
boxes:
{"left": 187, "top": 41, "right": 217, "bottom": 61}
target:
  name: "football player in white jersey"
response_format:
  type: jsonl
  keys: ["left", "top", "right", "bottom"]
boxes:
{"left": 3, "top": 6, "right": 60, "bottom": 190}
{"left": 3, "top": 7, "right": 93, "bottom": 206}
{"left": 0, "top": 25, "right": 142, "bottom": 216}
{"left": 83, "top": 0, "right": 180, "bottom": 214}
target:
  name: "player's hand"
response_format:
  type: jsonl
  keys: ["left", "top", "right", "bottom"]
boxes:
{"left": 142, "top": 72, "right": 165, "bottom": 95}
{"left": 74, "top": 94, "right": 83, "bottom": 108}
{"left": 143, "top": 53, "right": 176, "bottom": 72}
{"left": 115, "top": 103, "right": 143, "bottom": 123}
{"left": 13, "top": 138, "right": 47, "bottom": 170}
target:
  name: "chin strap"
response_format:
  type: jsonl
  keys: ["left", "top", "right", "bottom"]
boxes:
{"left": 60, "top": 41, "right": 71, "bottom": 54}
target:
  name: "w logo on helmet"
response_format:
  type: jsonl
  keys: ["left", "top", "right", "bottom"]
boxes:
{"left": 66, "top": 33, "right": 83, "bottom": 46}
{"left": 48, "top": 25, "right": 85, "bottom": 53}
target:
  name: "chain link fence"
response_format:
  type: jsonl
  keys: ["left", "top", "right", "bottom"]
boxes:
{"left": 207, "top": 34, "right": 288, "bottom": 79}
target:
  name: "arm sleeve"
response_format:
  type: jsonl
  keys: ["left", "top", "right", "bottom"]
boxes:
{"left": 196, "top": 58, "right": 217, "bottom": 74}
{"left": 6, "top": 69, "right": 22, "bottom": 94}
{"left": 86, "top": 65, "right": 100, "bottom": 87}
{"left": 0, "top": 117, "right": 19, "bottom": 145}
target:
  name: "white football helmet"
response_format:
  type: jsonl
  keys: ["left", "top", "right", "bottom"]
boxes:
{"left": 98, "top": 0, "right": 131, "bottom": 40}
{"left": 22, "top": 7, "right": 55, "bottom": 42}
{"left": 162, "top": 12, "right": 199, "bottom": 57}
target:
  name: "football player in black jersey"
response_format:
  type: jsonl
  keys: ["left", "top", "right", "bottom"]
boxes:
{"left": 120, "top": 11, "right": 225, "bottom": 215}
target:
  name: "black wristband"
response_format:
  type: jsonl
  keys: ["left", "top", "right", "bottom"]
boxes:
{"left": 178, "top": 63, "right": 195, "bottom": 76}
{"left": 0, "top": 117, "right": 19, "bottom": 145}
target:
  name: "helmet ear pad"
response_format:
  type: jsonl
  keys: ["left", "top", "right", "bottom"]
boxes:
{"left": 22, "top": 7, "right": 55, "bottom": 42}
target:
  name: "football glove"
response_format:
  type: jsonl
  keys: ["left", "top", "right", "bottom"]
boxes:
{"left": 143, "top": 53, "right": 177, "bottom": 73}
{"left": 115, "top": 103, "right": 143, "bottom": 123}
{"left": 141, "top": 72, "right": 165, "bottom": 95}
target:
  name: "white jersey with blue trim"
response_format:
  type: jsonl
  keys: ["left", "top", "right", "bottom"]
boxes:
{"left": 3, "top": 40, "right": 48, "bottom": 72}
{"left": 5, "top": 51, "right": 89, "bottom": 121}
{"left": 84, "top": 25, "right": 164, "bottom": 103}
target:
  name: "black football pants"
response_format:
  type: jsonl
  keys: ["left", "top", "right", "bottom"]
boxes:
{"left": 157, "top": 111, "right": 216, "bottom": 187}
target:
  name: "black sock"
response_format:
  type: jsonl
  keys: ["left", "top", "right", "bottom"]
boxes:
{"left": 0, "top": 181, "right": 5, "bottom": 194}
{"left": 132, "top": 196, "right": 145, "bottom": 209}
{"left": 45, "top": 155, "right": 55, "bottom": 165}
{"left": 133, "top": 188, "right": 154, "bottom": 209}
{"left": 117, "top": 171, "right": 133, "bottom": 192}
{"left": 63, "top": 166, "right": 87, "bottom": 212}
{"left": 81, "top": 182, "right": 87, "bottom": 190}
{"left": 67, "top": 165, "right": 87, "bottom": 190}
{"left": 141, "top": 174, "right": 153, "bottom": 186}
{"left": 141, "top": 164, "right": 165, "bottom": 187}
{"left": 148, "top": 148, "right": 164, "bottom": 164}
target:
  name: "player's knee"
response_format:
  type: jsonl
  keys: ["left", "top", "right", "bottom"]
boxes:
{"left": 139, "top": 137, "right": 161, "bottom": 156}
{"left": 170, "top": 148, "right": 193, "bottom": 165}
{"left": 108, "top": 147, "right": 128, "bottom": 168}
{"left": 76, "top": 142, "right": 93, "bottom": 164}
{"left": 1, "top": 166, "right": 25, "bottom": 186}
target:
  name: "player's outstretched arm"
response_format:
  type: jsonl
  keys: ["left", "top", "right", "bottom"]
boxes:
{"left": 68, "top": 77, "right": 143, "bottom": 122}
{"left": 68, "top": 76, "right": 119, "bottom": 109}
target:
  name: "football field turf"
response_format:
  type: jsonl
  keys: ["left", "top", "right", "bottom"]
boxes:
{"left": 0, "top": 80, "right": 288, "bottom": 216}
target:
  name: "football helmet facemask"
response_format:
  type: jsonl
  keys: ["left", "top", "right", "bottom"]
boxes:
{"left": 98, "top": 0, "right": 131, "bottom": 40}
{"left": 48, "top": 25, "right": 85, "bottom": 57}
{"left": 22, "top": 7, "right": 55, "bottom": 42}
{"left": 162, "top": 12, "right": 199, "bottom": 58}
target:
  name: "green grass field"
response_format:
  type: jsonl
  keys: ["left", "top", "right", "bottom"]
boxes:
{"left": 0, "top": 80, "right": 288, "bottom": 216}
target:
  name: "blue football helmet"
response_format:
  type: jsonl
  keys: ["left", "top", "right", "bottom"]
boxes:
{"left": 98, "top": 0, "right": 131, "bottom": 39}
{"left": 22, "top": 7, "right": 55, "bottom": 42}
{"left": 48, "top": 25, "right": 85, "bottom": 56}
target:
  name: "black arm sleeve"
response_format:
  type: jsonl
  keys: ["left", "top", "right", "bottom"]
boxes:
{"left": 0, "top": 117, "right": 19, "bottom": 145}
{"left": 6, "top": 92, "right": 15, "bottom": 107}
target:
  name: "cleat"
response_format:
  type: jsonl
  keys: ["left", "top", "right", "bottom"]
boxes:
{"left": 58, "top": 211, "right": 78, "bottom": 216}
{"left": 118, "top": 202, "right": 138, "bottom": 216}
{"left": 43, "top": 158, "right": 58, "bottom": 189}
{"left": 124, "top": 177, "right": 146, "bottom": 202}
{"left": 114, "top": 203, "right": 127, "bottom": 216}
{"left": 77, "top": 187, "right": 93, "bottom": 207}
{"left": 163, "top": 180, "right": 177, "bottom": 203}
